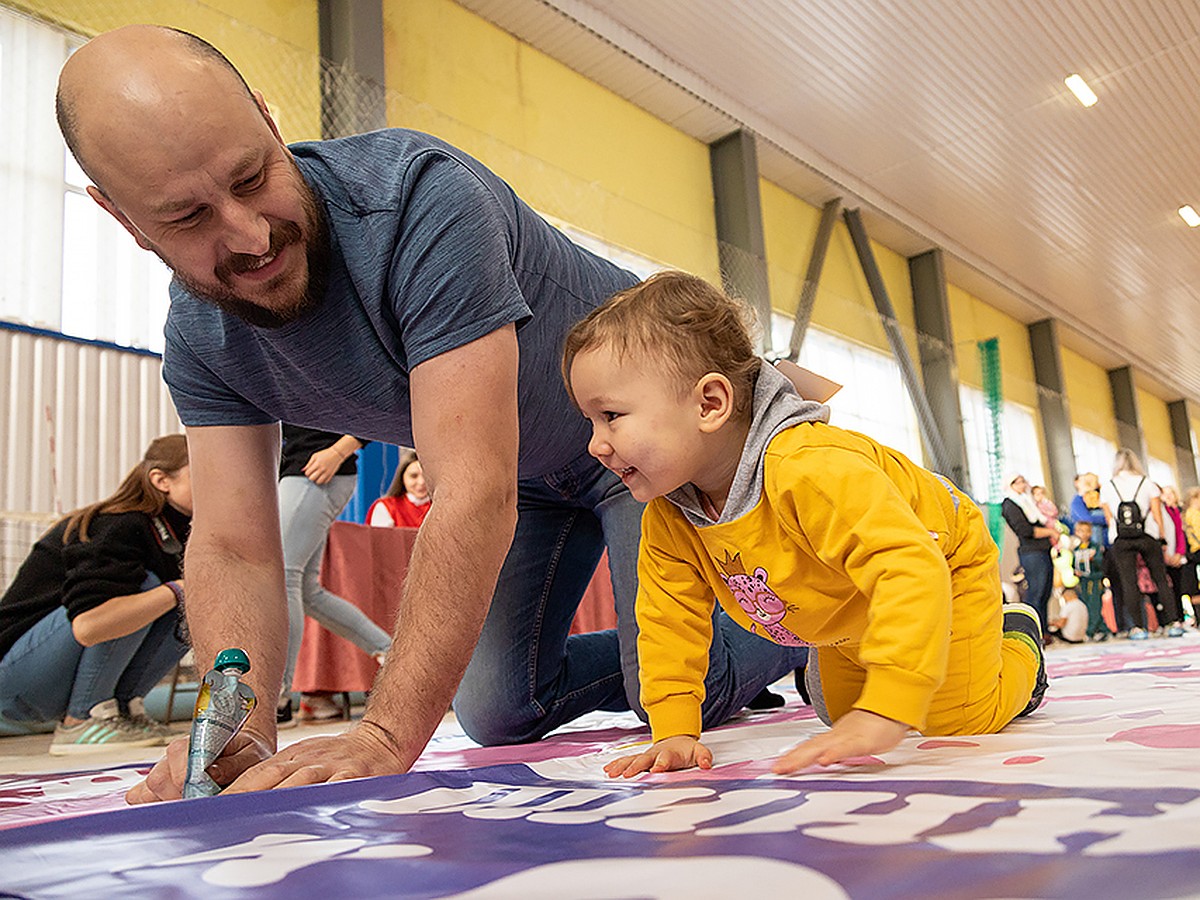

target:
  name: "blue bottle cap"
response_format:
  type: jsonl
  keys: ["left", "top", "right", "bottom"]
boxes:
{"left": 213, "top": 648, "right": 251, "bottom": 674}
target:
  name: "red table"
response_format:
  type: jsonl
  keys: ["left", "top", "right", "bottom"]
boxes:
{"left": 293, "top": 522, "right": 618, "bottom": 693}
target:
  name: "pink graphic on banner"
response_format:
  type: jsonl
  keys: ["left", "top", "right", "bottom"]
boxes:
{"left": 1108, "top": 723, "right": 1200, "bottom": 749}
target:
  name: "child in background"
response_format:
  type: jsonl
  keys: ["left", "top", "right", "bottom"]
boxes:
{"left": 1048, "top": 588, "right": 1089, "bottom": 643}
{"left": 563, "top": 271, "right": 1047, "bottom": 777}
{"left": 1032, "top": 485, "right": 1064, "bottom": 547}
{"left": 367, "top": 451, "right": 430, "bottom": 528}
{"left": 1071, "top": 520, "right": 1110, "bottom": 641}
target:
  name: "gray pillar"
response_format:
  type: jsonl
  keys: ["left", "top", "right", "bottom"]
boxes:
{"left": 1107, "top": 366, "right": 1145, "bottom": 459}
{"left": 710, "top": 130, "right": 772, "bottom": 353}
{"left": 786, "top": 198, "right": 841, "bottom": 361}
{"left": 1168, "top": 400, "right": 1199, "bottom": 489}
{"left": 1027, "top": 319, "right": 1076, "bottom": 503}
{"left": 909, "top": 249, "right": 971, "bottom": 493}
{"left": 318, "top": 0, "right": 387, "bottom": 138}
{"left": 842, "top": 208, "right": 950, "bottom": 475}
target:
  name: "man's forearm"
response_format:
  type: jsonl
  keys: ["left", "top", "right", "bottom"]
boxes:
{"left": 360, "top": 488, "right": 517, "bottom": 769}
{"left": 183, "top": 533, "right": 289, "bottom": 744}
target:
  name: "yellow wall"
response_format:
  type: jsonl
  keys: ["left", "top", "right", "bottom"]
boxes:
{"left": 1061, "top": 347, "right": 1117, "bottom": 443}
{"left": 11, "top": 0, "right": 321, "bottom": 139}
{"left": 760, "top": 180, "right": 918, "bottom": 358}
{"left": 381, "top": 0, "right": 718, "bottom": 280}
{"left": 1139, "top": 388, "right": 1177, "bottom": 478}
{"left": 945, "top": 285, "right": 1039, "bottom": 410}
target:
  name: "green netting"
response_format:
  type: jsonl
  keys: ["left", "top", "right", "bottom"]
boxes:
{"left": 979, "top": 337, "right": 1005, "bottom": 547}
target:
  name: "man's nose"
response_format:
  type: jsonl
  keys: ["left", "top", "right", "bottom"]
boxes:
{"left": 220, "top": 201, "right": 271, "bottom": 256}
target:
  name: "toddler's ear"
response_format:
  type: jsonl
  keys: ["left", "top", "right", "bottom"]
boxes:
{"left": 695, "top": 373, "right": 734, "bottom": 432}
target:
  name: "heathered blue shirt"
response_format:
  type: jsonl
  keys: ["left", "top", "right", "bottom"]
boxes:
{"left": 162, "top": 130, "right": 638, "bottom": 478}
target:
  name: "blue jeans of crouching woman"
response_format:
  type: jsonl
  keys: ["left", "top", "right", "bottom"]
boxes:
{"left": 0, "top": 574, "right": 187, "bottom": 722}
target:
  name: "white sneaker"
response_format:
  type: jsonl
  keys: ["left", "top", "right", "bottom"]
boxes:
{"left": 49, "top": 699, "right": 161, "bottom": 756}
{"left": 125, "top": 697, "right": 176, "bottom": 745}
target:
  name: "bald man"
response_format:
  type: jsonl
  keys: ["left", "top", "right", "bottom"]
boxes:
{"left": 59, "top": 26, "right": 807, "bottom": 801}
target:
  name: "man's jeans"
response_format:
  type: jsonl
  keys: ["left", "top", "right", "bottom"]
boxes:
{"left": 0, "top": 574, "right": 187, "bottom": 722}
{"left": 453, "top": 451, "right": 808, "bottom": 745}
{"left": 279, "top": 474, "right": 392, "bottom": 696}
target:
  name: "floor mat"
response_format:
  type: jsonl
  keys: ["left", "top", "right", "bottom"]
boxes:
{"left": 1, "top": 635, "right": 1198, "bottom": 898}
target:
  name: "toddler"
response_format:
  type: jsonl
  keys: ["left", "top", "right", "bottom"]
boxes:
{"left": 563, "top": 272, "right": 1047, "bottom": 776}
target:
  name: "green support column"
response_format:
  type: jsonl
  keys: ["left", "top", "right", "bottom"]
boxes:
{"left": 318, "top": 0, "right": 387, "bottom": 138}
{"left": 1168, "top": 400, "right": 1199, "bottom": 489}
{"left": 1027, "top": 319, "right": 1076, "bottom": 503}
{"left": 710, "top": 130, "right": 772, "bottom": 354}
{"left": 909, "top": 249, "right": 971, "bottom": 493}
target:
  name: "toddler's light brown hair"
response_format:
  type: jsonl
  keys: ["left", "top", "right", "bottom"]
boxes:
{"left": 562, "top": 271, "right": 761, "bottom": 421}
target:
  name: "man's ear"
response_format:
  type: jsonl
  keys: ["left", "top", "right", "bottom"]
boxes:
{"left": 87, "top": 185, "right": 154, "bottom": 251}
{"left": 695, "top": 373, "right": 735, "bottom": 433}
{"left": 253, "top": 90, "right": 288, "bottom": 148}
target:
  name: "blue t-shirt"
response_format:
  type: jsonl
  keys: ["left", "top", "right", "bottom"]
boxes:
{"left": 162, "top": 130, "right": 639, "bottom": 478}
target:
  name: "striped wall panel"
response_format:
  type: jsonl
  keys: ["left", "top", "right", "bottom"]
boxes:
{"left": 0, "top": 326, "right": 181, "bottom": 517}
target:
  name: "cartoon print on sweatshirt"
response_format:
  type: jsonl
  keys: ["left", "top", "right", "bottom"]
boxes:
{"left": 716, "top": 551, "right": 808, "bottom": 646}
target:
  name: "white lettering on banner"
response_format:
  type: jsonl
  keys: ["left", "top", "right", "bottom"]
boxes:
{"left": 606, "top": 788, "right": 798, "bottom": 834}
{"left": 700, "top": 792, "right": 984, "bottom": 843}
{"left": 361, "top": 786, "right": 715, "bottom": 823}
{"left": 443, "top": 857, "right": 850, "bottom": 900}
{"left": 147, "top": 833, "right": 431, "bottom": 888}
{"left": 1081, "top": 797, "right": 1200, "bottom": 856}
{"left": 925, "top": 799, "right": 1118, "bottom": 852}
{"left": 362, "top": 781, "right": 1195, "bottom": 851}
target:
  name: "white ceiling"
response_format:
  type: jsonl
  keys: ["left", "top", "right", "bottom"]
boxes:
{"left": 458, "top": 0, "right": 1200, "bottom": 404}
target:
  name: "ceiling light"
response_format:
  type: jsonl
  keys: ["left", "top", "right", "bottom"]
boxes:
{"left": 1179, "top": 206, "right": 1200, "bottom": 227}
{"left": 1064, "top": 74, "right": 1098, "bottom": 107}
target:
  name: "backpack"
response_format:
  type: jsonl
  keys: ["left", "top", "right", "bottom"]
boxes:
{"left": 1112, "top": 477, "right": 1147, "bottom": 539}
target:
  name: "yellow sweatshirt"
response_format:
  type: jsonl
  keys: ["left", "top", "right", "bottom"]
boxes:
{"left": 1185, "top": 506, "right": 1200, "bottom": 554}
{"left": 637, "top": 421, "right": 970, "bottom": 742}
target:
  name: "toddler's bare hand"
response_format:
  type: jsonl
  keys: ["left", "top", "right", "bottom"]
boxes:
{"left": 604, "top": 735, "right": 713, "bottom": 778}
{"left": 772, "top": 709, "right": 908, "bottom": 774}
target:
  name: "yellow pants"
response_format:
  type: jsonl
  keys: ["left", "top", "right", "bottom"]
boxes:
{"left": 815, "top": 496, "right": 1040, "bottom": 735}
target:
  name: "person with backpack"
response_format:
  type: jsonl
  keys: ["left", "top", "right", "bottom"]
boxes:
{"left": 1098, "top": 449, "right": 1184, "bottom": 639}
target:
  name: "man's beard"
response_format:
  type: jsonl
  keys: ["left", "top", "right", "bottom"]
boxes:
{"left": 166, "top": 183, "right": 331, "bottom": 329}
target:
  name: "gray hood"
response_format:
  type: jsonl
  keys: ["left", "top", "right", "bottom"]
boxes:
{"left": 666, "top": 362, "right": 830, "bottom": 527}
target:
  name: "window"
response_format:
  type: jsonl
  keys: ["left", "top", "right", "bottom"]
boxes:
{"left": 960, "top": 385, "right": 1045, "bottom": 500}
{"left": 1148, "top": 456, "right": 1177, "bottom": 491}
{"left": 545, "top": 218, "right": 665, "bottom": 281}
{"left": 774, "top": 318, "right": 923, "bottom": 463}
{"left": 1072, "top": 427, "right": 1117, "bottom": 481}
{"left": 0, "top": 9, "right": 171, "bottom": 352}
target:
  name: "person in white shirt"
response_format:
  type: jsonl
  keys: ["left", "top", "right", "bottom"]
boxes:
{"left": 1098, "top": 449, "right": 1184, "bottom": 639}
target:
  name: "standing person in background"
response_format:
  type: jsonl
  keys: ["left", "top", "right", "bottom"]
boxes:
{"left": 1183, "top": 487, "right": 1200, "bottom": 619}
{"left": 1001, "top": 473, "right": 1057, "bottom": 640}
{"left": 1099, "top": 449, "right": 1182, "bottom": 640}
{"left": 1071, "top": 520, "right": 1110, "bottom": 641}
{"left": 277, "top": 425, "right": 391, "bottom": 727}
{"left": 1160, "top": 485, "right": 1188, "bottom": 633}
{"left": 0, "top": 435, "right": 191, "bottom": 754}
{"left": 367, "top": 451, "right": 430, "bottom": 528}
{"left": 1067, "top": 472, "right": 1125, "bottom": 631}
{"left": 1031, "top": 485, "right": 1064, "bottom": 546}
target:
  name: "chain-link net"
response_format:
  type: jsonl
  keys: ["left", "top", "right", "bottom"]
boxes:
{"left": 1, "top": 512, "right": 59, "bottom": 593}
